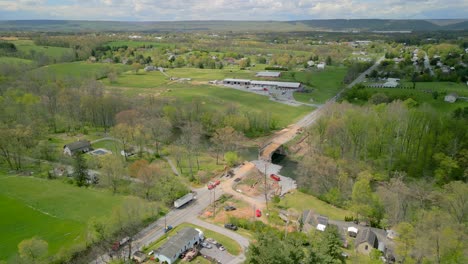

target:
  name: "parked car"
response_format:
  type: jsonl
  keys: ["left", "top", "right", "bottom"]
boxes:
{"left": 214, "top": 180, "right": 221, "bottom": 186}
{"left": 256, "top": 209, "right": 262, "bottom": 217}
{"left": 206, "top": 238, "right": 217, "bottom": 245}
{"left": 218, "top": 245, "right": 226, "bottom": 251}
{"left": 234, "top": 177, "right": 241, "bottom": 182}
{"left": 224, "top": 223, "right": 238, "bottom": 231}
{"left": 201, "top": 242, "right": 212, "bottom": 249}
{"left": 207, "top": 183, "right": 215, "bottom": 190}
{"left": 270, "top": 174, "right": 281, "bottom": 181}
{"left": 164, "top": 225, "right": 173, "bottom": 233}
{"left": 224, "top": 205, "right": 236, "bottom": 211}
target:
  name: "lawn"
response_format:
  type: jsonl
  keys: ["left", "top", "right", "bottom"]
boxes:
{"left": 101, "top": 70, "right": 168, "bottom": 88}
{"left": 363, "top": 81, "right": 468, "bottom": 112}
{"left": 165, "top": 67, "right": 256, "bottom": 81}
{"left": 279, "top": 191, "right": 351, "bottom": 221}
{"left": 0, "top": 173, "right": 148, "bottom": 261}
{"left": 8, "top": 39, "right": 73, "bottom": 61}
{"left": 145, "top": 222, "right": 241, "bottom": 256}
{"left": 32, "top": 61, "right": 131, "bottom": 79}
{"left": 92, "top": 139, "right": 122, "bottom": 153}
{"left": 281, "top": 66, "right": 348, "bottom": 104}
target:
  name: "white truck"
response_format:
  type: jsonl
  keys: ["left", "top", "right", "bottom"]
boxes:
{"left": 174, "top": 192, "right": 195, "bottom": 208}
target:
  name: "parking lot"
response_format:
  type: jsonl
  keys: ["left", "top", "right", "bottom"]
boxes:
{"left": 200, "top": 245, "right": 235, "bottom": 264}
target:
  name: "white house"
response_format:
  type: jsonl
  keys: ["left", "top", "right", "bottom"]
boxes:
{"left": 317, "top": 62, "right": 326, "bottom": 70}
{"left": 153, "top": 227, "right": 203, "bottom": 264}
{"left": 444, "top": 93, "right": 458, "bottom": 103}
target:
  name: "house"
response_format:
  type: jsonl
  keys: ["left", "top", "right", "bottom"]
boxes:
{"left": 256, "top": 71, "right": 281, "bottom": 78}
{"left": 444, "top": 93, "right": 458, "bottom": 103}
{"left": 382, "top": 80, "right": 399, "bottom": 88}
{"left": 317, "top": 62, "right": 326, "bottom": 70}
{"left": 301, "top": 210, "right": 329, "bottom": 232}
{"left": 154, "top": 227, "right": 204, "bottom": 264}
{"left": 63, "top": 140, "right": 92, "bottom": 156}
{"left": 144, "top": 65, "right": 157, "bottom": 72}
{"left": 355, "top": 228, "right": 379, "bottom": 255}
{"left": 132, "top": 251, "right": 147, "bottom": 263}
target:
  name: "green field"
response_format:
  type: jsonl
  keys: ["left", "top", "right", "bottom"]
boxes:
{"left": 32, "top": 61, "right": 131, "bottom": 79}
{"left": 101, "top": 70, "right": 168, "bottom": 88}
{"left": 279, "top": 192, "right": 351, "bottom": 221}
{"left": 165, "top": 67, "right": 256, "bottom": 81}
{"left": 164, "top": 84, "right": 313, "bottom": 127}
{"left": 107, "top": 40, "right": 171, "bottom": 49}
{"left": 0, "top": 56, "right": 35, "bottom": 65}
{"left": 0, "top": 173, "right": 146, "bottom": 261}
{"left": 8, "top": 39, "right": 73, "bottom": 61}
{"left": 364, "top": 81, "right": 468, "bottom": 112}
{"left": 281, "top": 66, "right": 348, "bottom": 104}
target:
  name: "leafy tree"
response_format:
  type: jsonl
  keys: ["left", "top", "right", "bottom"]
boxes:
{"left": 100, "top": 154, "right": 126, "bottom": 194}
{"left": 17, "top": 237, "right": 48, "bottom": 263}
{"left": 318, "top": 225, "right": 344, "bottom": 264}
{"left": 73, "top": 153, "right": 89, "bottom": 187}
{"left": 224, "top": 151, "right": 239, "bottom": 167}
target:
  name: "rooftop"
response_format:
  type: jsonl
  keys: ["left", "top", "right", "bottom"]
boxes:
{"left": 356, "top": 228, "right": 378, "bottom": 248}
{"left": 64, "top": 140, "right": 91, "bottom": 151}
{"left": 156, "top": 227, "right": 200, "bottom": 258}
{"left": 256, "top": 71, "right": 281, "bottom": 77}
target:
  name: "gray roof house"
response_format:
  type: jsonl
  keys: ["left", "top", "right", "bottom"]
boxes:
{"left": 301, "top": 210, "right": 329, "bottom": 232}
{"left": 153, "top": 227, "right": 203, "bottom": 264}
{"left": 355, "top": 228, "right": 379, "bottom": 255}
{"left": 63, "top": 140, "right": 92, "bottom": 156}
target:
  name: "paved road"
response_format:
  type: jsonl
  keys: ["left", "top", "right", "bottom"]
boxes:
{"left": 345, "top": 56, "right": 385, "bottom": 89}
{"left": 423, "top": 52, "right": 434, "bottom": 76}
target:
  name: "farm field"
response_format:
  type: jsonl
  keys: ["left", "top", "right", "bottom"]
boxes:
{"left": 364, "top": 81, "right": 468, "bottom": 112}
{"left": 281, "top": 66, "right": 348, "bottom": 104}
{"left": 0, "top": 172, "right": 149, "bottom": 261}
{"left": 31, "top": 61, "right": 131, "bottom": 79}
{"left": 7, "top": 39, "right": 73, "bottom": 60}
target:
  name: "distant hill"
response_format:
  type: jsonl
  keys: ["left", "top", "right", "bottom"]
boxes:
{"left": 0, "top": 19, "right": 467, "bottom": 32}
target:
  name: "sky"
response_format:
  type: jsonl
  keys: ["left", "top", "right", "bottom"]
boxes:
{"left": 0, "top": 0, "right": 467, "bottom": 21}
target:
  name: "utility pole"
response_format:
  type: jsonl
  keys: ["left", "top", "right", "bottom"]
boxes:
{"left": 213, "top": 186, "right": 216, "bottom": 218}
{"left": 264, "top": 162, "right": 269, "bottom": 211}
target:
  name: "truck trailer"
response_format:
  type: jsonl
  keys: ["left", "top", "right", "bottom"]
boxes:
{"left": 174, "top": 192, "right": 195, "bottom": 208}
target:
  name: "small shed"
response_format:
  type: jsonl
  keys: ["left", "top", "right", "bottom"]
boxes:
{"left": 317, "top": 63, "right": 326, "bottom": 69}
{"left": 132, "top": 251, "right": 147, "bottom": 263}
{"left": 444, "top": 93, "right": 458, "bottom": 103}
{"left": 63, "top": 140, "right": 92, "bottom": 156}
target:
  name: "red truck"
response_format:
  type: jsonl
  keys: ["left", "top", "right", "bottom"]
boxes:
{"left": 270, "top": 174, "right": 281, "bottom": 182}
{"left": 207, "top": 183, "right": 215, "bottom": 190}
{"left": 256, "top": 209, "right": 262, "bottom": 217}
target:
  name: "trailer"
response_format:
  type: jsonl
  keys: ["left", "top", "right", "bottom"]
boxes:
{"left": 174, "top": 192, "right": 195, "bottom": 208}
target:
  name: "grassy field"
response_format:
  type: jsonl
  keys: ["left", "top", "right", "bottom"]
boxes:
{"left": 107, "top": 40, "right": 171, "bottom": 49}
{"left": 101, "top": 70, "right": 168, "bottom": 88}
{"left": 8, "top": 39, "right": 73, "bottom": 60}
{"left": 363, "top": 81, "right": 468, "bottom": 112}
{"left": 278, "top": 191, "right": 352, "bottom": 221}
{"left": 0, "top": 56, "right": 35, "bottom": 64}
{"left": 32, "top": 61, "right": 131, "bottom": 79}
{"left": 281, "top": 66, "right": 348, "bottom": 104}
{"left": 145, "top": 222, "right": 241, "bottom": 256}
{"left": 164, "top": 84, "right": 313, "bottom": 128}
{"left": 165, "top": 67, "right": 256, "bottom": 81}
{"left": 0, "top": 172, "right": 147, "bottom": 261}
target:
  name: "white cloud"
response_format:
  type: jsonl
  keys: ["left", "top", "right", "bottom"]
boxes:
{"left": 0, "top": 0, "right": 467, "bottom": 20}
